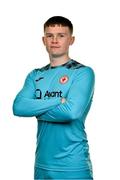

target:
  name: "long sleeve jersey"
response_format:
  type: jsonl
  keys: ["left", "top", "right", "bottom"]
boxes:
{"left": 13, "top": 59, "right": 95, "bottom": 171}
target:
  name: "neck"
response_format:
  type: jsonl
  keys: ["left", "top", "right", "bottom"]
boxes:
{"left": 49, "top": 55, "right": 71, "bottom": 67}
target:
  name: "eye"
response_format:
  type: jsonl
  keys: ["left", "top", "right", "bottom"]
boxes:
{"left": 46, "top": 34, "right": 53, "bottom": 38}
{"left": 59, "top": 34, "right": 65, "bottom": 37}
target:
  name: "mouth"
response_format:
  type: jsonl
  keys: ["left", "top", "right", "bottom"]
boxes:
{"left": 50, "top": 46, "right": 60, "bottom": 49}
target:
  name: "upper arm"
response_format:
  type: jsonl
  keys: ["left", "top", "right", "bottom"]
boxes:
{"left": 13, "top": 70, "right": 61, "bottom": 117}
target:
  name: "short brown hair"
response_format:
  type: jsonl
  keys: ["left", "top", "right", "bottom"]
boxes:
{"left": 44, "top": 16, "right": 73, "bottom": 34}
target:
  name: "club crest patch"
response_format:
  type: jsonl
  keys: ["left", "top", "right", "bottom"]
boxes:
{"left": 59, "top": 75, "right": 69, "bottom": 84}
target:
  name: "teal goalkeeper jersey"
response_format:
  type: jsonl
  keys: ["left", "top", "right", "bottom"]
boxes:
{"left": 13, "top": 59, "right": 95, "bottom": 171}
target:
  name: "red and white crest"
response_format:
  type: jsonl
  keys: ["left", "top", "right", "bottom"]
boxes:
{"left": 59, "top": 75, "right": 69, "bottom": 84}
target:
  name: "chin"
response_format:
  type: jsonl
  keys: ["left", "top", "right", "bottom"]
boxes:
{"left": 51, "top": 53, "right": 65, "bottom": 58}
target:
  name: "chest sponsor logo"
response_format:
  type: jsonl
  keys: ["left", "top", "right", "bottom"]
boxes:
{"left": 59, "top": 75, "right": 69, "bottom": 84}
{"left": 35, "top": 89, "right": 63, "bottom": 99}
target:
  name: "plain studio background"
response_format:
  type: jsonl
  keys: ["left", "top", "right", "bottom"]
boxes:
{"left": 0, "top": 0, "right": 120, "bottom": 179}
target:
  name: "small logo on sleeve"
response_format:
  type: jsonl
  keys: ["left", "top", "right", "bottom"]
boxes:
{"left": 35, "top": 77, "right": 44, "bottom": 82}
{"left": 59, "top": 75, "right": 69, "bottom": 84}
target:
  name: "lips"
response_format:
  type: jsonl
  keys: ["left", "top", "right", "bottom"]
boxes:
{"left": 50, "top": 46, "right": 60, "bottom": 48}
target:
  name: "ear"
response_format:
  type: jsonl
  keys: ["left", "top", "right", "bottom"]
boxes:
{"left": 42, "top": 36, "right": 46, "bottom": 46}
{"left": 70, "top": 36, "right": 75, "bottom": 45}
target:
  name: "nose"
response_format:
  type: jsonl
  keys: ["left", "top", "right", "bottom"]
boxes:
{"left": 51, "top": 36, "right": 58, "bottom": 43}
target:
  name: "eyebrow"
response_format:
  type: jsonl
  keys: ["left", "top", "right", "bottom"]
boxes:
{"left": 45, "top": 33, "right": 67, "bottom": 35}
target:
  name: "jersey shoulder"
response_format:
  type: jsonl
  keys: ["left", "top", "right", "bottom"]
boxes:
{"left": 27, "top": 64, "right": 50, "bottom": 82}
{"left": 34, "top": 64, "right": 50, "bottom": 72}
{"left": 24, "top": 64, "right": 49, "bottom": 81}
{"left": 64, "top": 59, "right": 85, "bottom": 70}
{"left": 70, "top": 60, "right": 94, "bottom": 72}
{"left": 70, "top": 60, "right": 95, "bottom": 80}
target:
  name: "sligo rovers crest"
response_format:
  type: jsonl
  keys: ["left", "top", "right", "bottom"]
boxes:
{"left": 59, "top": 75, "right": 69, "bottom": 84}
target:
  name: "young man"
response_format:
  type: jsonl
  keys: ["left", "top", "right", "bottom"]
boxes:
{"left": 13, "top": 16, "right": 95, "bottom": 180}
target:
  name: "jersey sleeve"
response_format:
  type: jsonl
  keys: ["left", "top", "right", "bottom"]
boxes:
{"left": 38, "top": 67, "right": 95, "bottom": 122}
{"left": 13, "top": 70, "right": 61, "bottom": 117}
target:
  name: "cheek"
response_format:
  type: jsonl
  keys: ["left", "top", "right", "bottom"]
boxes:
{"left": 44, "top": 41, "right": 51, "bottom": 49}
{"left": 43, "top": 37, "right": 51, "bottom": 46}
{"left": 62, "top": 41, "right": 71, "bottom": 50}
{"left": 63, "top": 38, "right": 72, "bottom": 46}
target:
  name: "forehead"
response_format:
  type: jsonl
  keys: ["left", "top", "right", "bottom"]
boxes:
{"left": 44, "top": 25, "right": 70, "bottom": 34}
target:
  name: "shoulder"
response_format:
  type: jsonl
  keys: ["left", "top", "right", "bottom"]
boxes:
{"left": 65, "top": 59, "right": 85, "bottom": 69}
{"left": 34, "top": 64, "right": 50, "bottom": 72}
{"left": 71, "top": 60, "right": 95, "bottom": 81}
{"left": 26, "top": 64, "right": 50, "bottom": 79}
{"left": 76, "top": 66, "right": 95, "bottom": 79}
{"left": 78, "top": 65, "right": 95, "bottom": 76}
{"left": 66, "top": 59, "right": 94, "bottom": 72}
